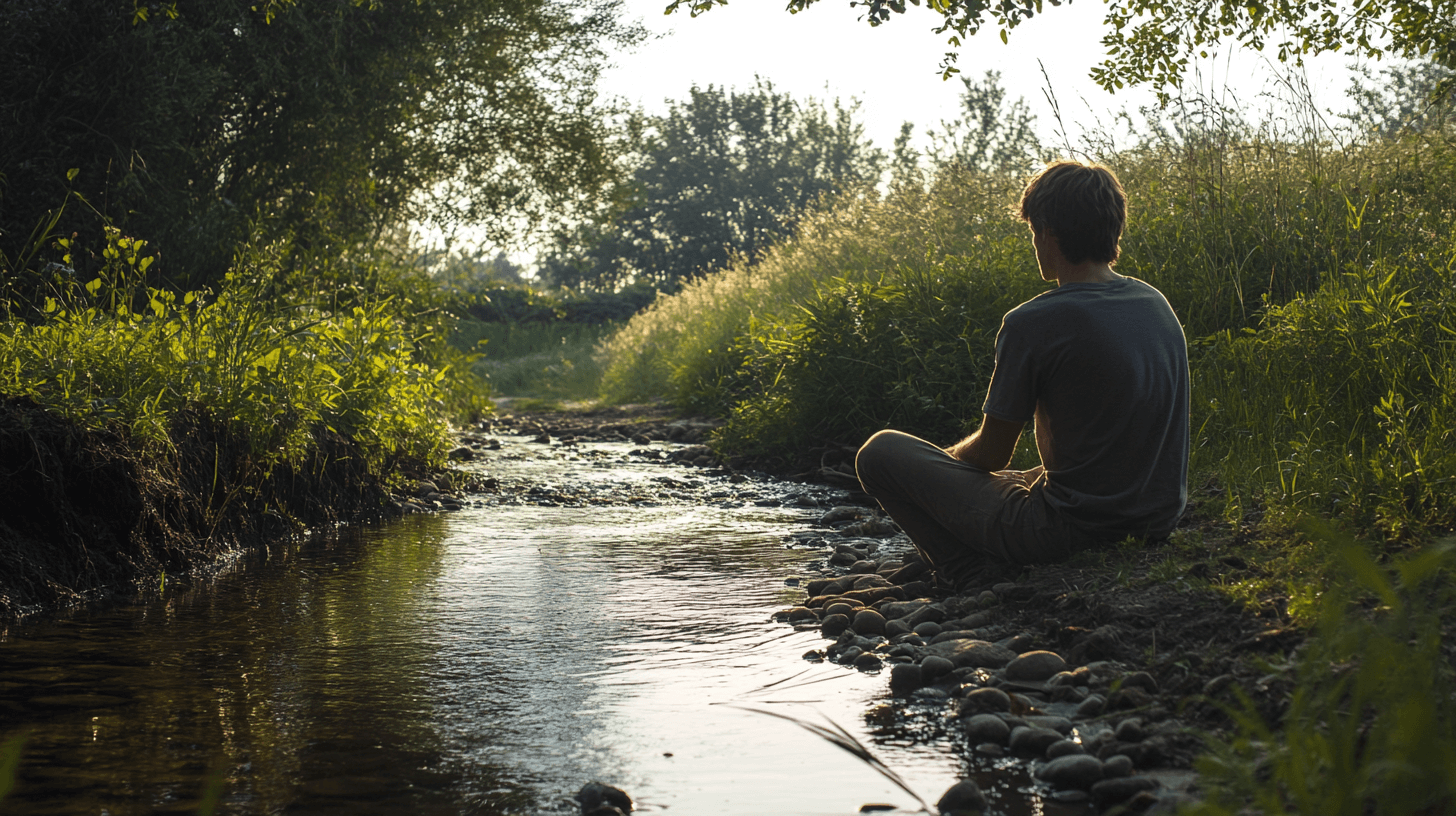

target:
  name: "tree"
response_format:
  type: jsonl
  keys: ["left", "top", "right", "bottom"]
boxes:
{"left": 665, "top": 0, "right": 1456, "bottom": 100}
{"left": 540, "top": 81, "right": 884, "bottom": 291}
{"left": 926, "top": 71, "right": 1039, "bottom": 174}
{"left": 1343, "top": 59, "right": 1455, "bottom": 136}
{"left": 0, "top": 0, "right": 640, "bottom": 294}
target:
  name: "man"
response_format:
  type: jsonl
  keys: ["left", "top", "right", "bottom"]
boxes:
{"left": 855, "top": 160, "right": 1189, "bottom": 590}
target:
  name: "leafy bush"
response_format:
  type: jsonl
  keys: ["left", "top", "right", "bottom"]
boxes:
{"left": 0, "top": 227, "right": 458, "bottom": 476}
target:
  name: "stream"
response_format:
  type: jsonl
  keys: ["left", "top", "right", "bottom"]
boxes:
{"left": 0, "top": 434, "right": 1063, "bottom": 815}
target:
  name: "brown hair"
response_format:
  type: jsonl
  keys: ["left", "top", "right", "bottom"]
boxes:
{"left": 1017, "top": 161, "right": 1126, "bottom": 265}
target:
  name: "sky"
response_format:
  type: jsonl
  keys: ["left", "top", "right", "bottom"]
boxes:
{"left": 596, "top": 0, "right": 1364, "bottom": 156}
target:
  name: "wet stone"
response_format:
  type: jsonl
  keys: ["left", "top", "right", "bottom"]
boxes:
{"left": 1046, "top": 739, "right": 1086, "bottom": 759}
{"left": 820, "top": 614, "right": 851, "bottom": 638}
{"left": 1122, "top": 671, "right": 1160, "bottom": 693}
{"left": 1108, "top": 686, "right": 1154, "bottom": 710}
{"left": 913, "top": 621, "right": 942, "bottom": 638}
{"left": 1102, "top": 754, "right": 1134, "bottom": 778}
{"left": 1115, "top": 718, "right": 1146, "bottom": 743}
{"left": 926, "top": 638, "right": 1017, "bottom": 669}
{"left": 976, "top": 590, "right": 999, "bottom": 608}
{"left": 838, "top": 646, "right": 863, "bottom": 664}
{"left": 853, "top": 652, "right": 884, "bottom": 672}
{"left": 958, "top": 687, "right": 1011, "bottom": 713}
{"left": 825, "top": 602, "right": 859, "bottom": 617}
{"left": 802, "top": 650, "right": 825, "bottom": 662}
{"left": 963, "top": 713, "right": 1010, "bottom": 744}
{"left": 889, "top": 663, "right": 923, "bottom": 695}
{"left": 920, "top": 655, "right": 954, "bottom": 682}
{"left": 1009, "top": 725, "right": 1063, "bottom": 756}
{"left": 1090, "top": 776, "right": 1158, "bottom": 804}
{"left": 885, "top": 619, "right": 912, "bottom": 638}
{"left": 936, "top": 780, "right": 988, "bottom": 815}
{"left": 1076, "top": 694, "right": 1106, "bottom": 718}
{"left": 1005, "top": 650, "right": 1068, "bottom": 681}
{"left": 1036, "top": 753, "right": 1104, "bottom": 790}
{"left": 852, "top": 610, "right": 887, "bottom": 637}
{"left": 1025, "top": 715, "right": 1073, "bottom": 735}
{"left": 849, "top": 560, "right": 878, "bottom": 574}
{"left": 976, "top": 742, "right": 1005, "bottom": 756}
{"left": 998, "top": 633, "right": 1036, "bottom": 654}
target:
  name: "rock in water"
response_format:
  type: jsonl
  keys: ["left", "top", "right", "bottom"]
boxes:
{"left": 576, "top": 782, "right": 632, "bottom": 815}
{"left": 936, "top": 779, "right": 988, "bottom": 815}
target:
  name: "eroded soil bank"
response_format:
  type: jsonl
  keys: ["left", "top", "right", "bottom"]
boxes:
{"left": 491, "top": 402, "right": 1308, "bottom": 814}
{"left": 0, "top": 396, "right": 427, "bottom": 621}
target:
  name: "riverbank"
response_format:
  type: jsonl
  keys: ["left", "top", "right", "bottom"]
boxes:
{"left": 0, "top": 397, "right": 477, "bottom": 624}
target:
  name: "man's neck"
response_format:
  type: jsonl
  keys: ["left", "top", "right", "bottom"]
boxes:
{"left": 1054, "top": 262, "right": 1120, "bottom": 286}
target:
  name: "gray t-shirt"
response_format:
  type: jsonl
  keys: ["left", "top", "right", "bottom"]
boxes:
{"left": 982, "top": 277, "right": 1189, "bottom": 539}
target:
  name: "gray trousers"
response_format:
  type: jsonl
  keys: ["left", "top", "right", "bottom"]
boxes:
{"left": 855, "top": 430, "right": 1102, "bottom": 587}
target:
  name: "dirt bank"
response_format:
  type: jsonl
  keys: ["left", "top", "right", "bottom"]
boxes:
{"left": 0, "top": 396, "right": 413, "bottom": 622}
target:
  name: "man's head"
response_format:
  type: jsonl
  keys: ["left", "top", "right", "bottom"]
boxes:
{"left": 1017, "top": 161, "right": 1126, "bottom": 266}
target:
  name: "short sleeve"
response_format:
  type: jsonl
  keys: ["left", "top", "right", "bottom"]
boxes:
{"left": 982, "top": 311, "right": 1038, "bottom": 423}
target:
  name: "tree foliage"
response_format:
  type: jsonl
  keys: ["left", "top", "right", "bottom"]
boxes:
{"left": 666, "top": 0, "right": 1456, "bottom": 98}
{"left": 0, "top": 0, "right": 639, "bottom": 295}
{"left": 926, "top": 71, "right": 1039, "bottom": 174}
{"left": 540, "top": 81, "right": 884, "bottom": 291}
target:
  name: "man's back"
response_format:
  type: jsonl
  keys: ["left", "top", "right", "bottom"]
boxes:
{"left": 983, "top": 277, "right": 1189, "bottom": 539}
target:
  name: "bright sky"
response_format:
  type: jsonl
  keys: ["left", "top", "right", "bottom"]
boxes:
{"left": 597, "top": 0, "right": 1364, "bottom": 155}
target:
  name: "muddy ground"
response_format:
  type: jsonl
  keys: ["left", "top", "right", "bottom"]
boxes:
{"left": 483, "top": 402, "right": 1310, "bottom": 814}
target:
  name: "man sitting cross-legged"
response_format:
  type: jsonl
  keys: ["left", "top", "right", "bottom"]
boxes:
{"left": 855, "top": 160, "right": 1189, "bottom": 591}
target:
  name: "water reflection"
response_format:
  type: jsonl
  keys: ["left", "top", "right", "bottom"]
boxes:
{"left": 0, "top": 439, "right": 981, "bottom": 815}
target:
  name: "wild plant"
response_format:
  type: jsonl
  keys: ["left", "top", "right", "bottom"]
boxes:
{"left": 1190, "top": 529, "right": 1456, "bottom": 816}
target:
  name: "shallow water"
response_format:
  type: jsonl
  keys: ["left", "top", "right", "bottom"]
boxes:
{"left": 0, "top": 437, "right": 1075, "bottom": 815}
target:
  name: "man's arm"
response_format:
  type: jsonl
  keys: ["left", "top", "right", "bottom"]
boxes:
{"left": 945, "top": 413, "right": 1024, "bottom": 472}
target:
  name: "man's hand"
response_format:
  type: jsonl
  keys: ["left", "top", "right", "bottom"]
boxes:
{"left": 945, "top": 414, "right": 1024, "bottom": 472}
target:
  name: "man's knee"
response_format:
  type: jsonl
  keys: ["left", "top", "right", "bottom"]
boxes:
{"left": 856, "top": 429, "right": 913, "bottom": 489}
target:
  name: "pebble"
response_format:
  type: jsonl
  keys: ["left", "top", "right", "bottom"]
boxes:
{"left": 976, "top": 590, "right": 998, "bottom": 608}
{"left": 1115, "top": 718, "right": 1145, "bottom": 743}
{"left": 926, "top": 639, "right": 1017, "bottom": 669}
{"left": 575, "top": 782, "right": 632, "bottom": 816}
{"left": 958, "top": 687, "right": 1011, "bottom": 714}
{"left": 975, "top": 742, "right": 1005, "bottom": 756}
{"left": 913, "top": 621, "right": 942, "bottom": 638}
{"left": 852, "top": 610, "right": 887, "bottom": 637}
{"left": 1090, "top": 776, "right": 1157, "bottom": 804}
{"left": 889, "top": 663, "right": 923, "bottom": 695}
{"left": 825, "top": 602, "right": 859, "bottom": 617}
{"left": 1102, "top": 755, "right": 1134, "bottom": 778}
{"left": 1046, "top": 739, "right": 1085, "bottom": 759}
{"left": 849, "top": 560, "right": 878, "bottom": 574}
{"left": 1075, "top": 694, "right": 1106, "bottom": 718}
{"left": 929, "top": 630, "right": 978, "bottom": 645}
{"left": 1004, "top": 650, "right": 1068, "bottom": 681}
{"left": 802, "top": 650, "right": 825, "bottom": 662}
{"left": 885, "top": 619, "right": 912, "bottom": 638}
{"left": 1025, "top": 715, "right": 1073, "bottom": 735}
{"left": 1035, "top": 753, "right": 1104, "bottom": 790}
{"left": 1108, "top": 686, "right": 1154, "bottom": 710}
{"left": 838, "top": 646, "right": 863, "bottom": 664}
{"left": 1122, "top": 671, "right": 1160, "bottom": 693}
{"left": 962, "top": 713, "right": 1010, "bottom": 744}
{"left": 936, "top": 780, "right": 988, "bottom": 815}
{"left": 820, "top": 614, "right": 851, "bottom": 638}
{"left": 853, "top": 652, "right": 883, "bottom": 671}
{"left": 998, "top": 633, "right": 1036, "bottom": 654}
{"left": 920, "top": 655, "right": 954, "bottom": 681}
{"left": 1008, "top": 725, "right": 1063, "bottom": 756}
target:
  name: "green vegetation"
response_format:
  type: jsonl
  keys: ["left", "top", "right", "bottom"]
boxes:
{"left": 457, "top": 320, "right": 615, "bottom": 401}
{"left": 602, "top": 89, "right": 1456, "bottom": 539}
{"left": 1193, "top": 532, "right": 1456, "bottom": 816}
